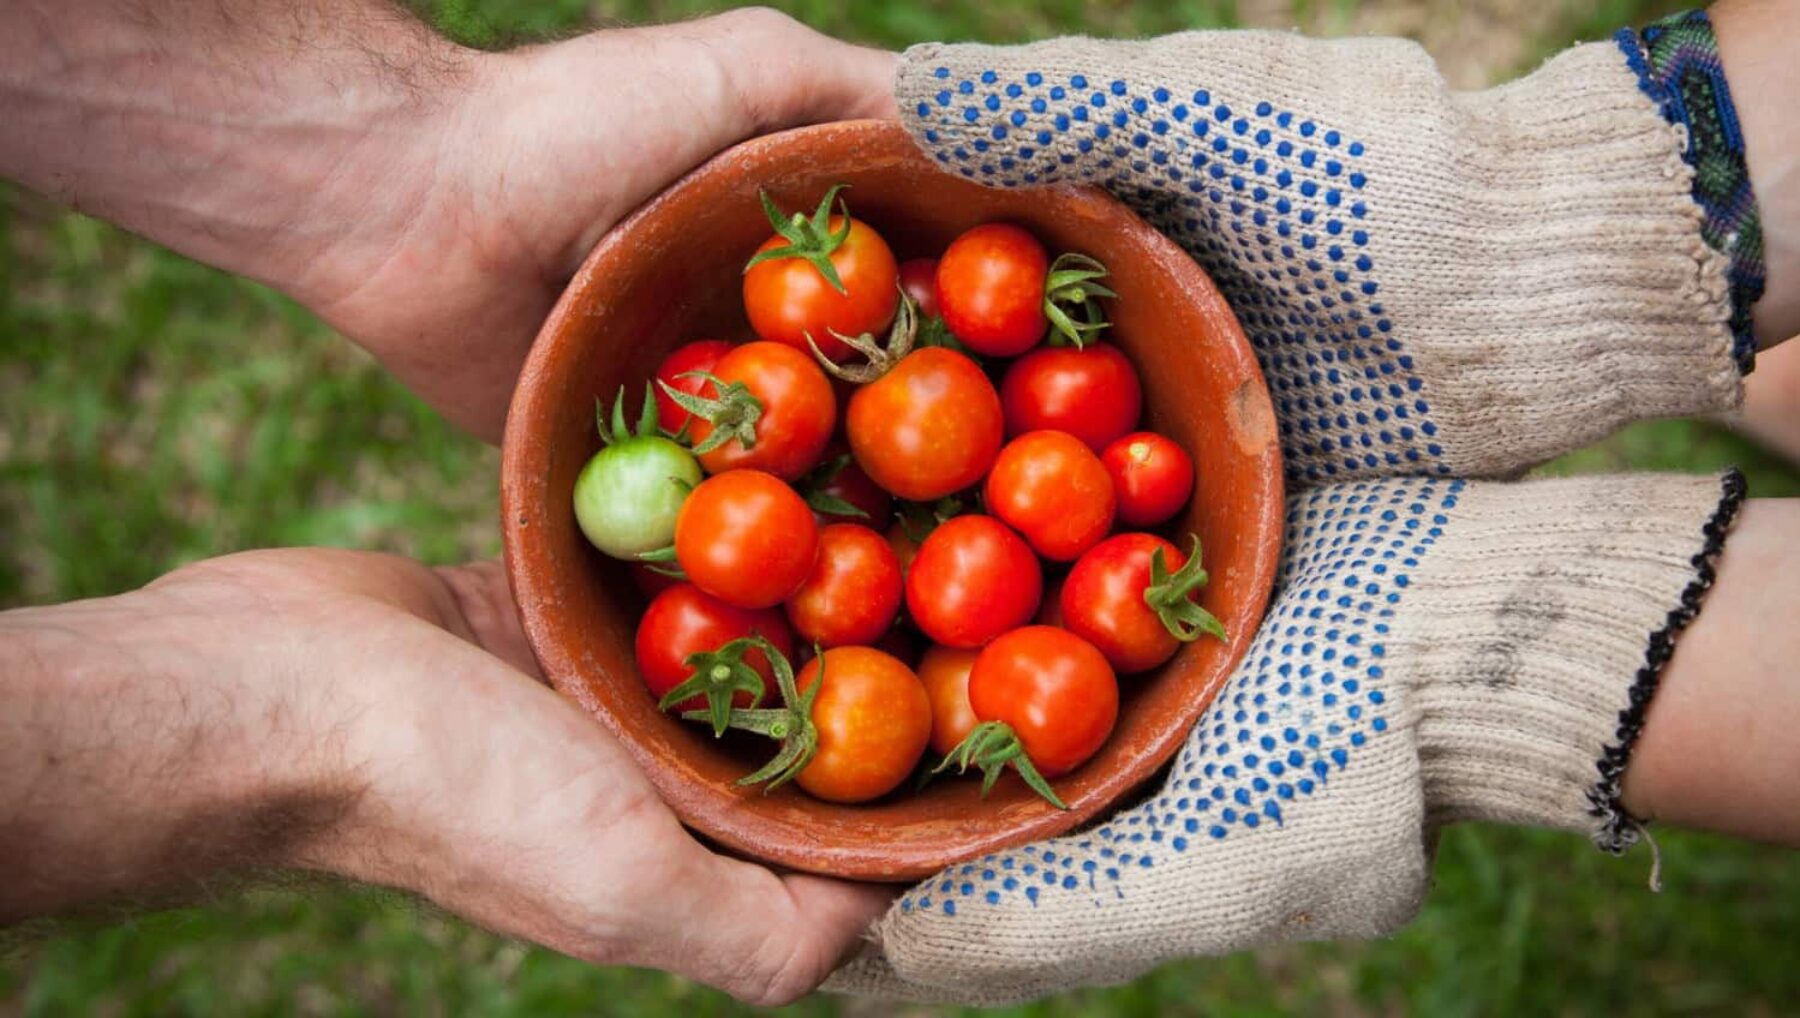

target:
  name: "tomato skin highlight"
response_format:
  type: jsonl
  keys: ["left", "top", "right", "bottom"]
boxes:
{"left": 784, "top": 523, "right": 903, "bottom": 648}
{"left": 689, "top": 341, "right": 836, "bottom": 481}
{"left": 634, "top": 584, "right": 794, "bottom": 712}
{"left": 968, "top": 626, "right": 1118, "bottom": 778}
{"left": 917, "top": 644, "right": 981, "bottom": 756}
{"left": 1102, "top": 431, "right": 1195, "bottom": 528}
{"left": 674, "top": 470, "right": 818, "bottom": 609}
{"left": 1062, "top": 533, "right": 1193, "bottom": 673}
{"left": 936, "top": 223, "right": 1050, "bottom": 357}
{"left": 654, "top": 339, "right": 733, "bottom": 434}
{"left": 984, "top": 430, "right": 1116, "bottom": 562}
{"left": 744, "top": 215, "right": 898, "bottom": 362}
{"left": 905, "top": 515, "right": 1042, "bottom": 648}
{"left": 847, "top": 347, "right": 1003, "bottom": 501}
{"left": 794, "top": 647, "right": 932, "bottom": 803}
{"left": 999, "top": 343, "right": 1143, "bottom": 452}
{"left": 898, "top": 257, "right": 941, "bottom": 318}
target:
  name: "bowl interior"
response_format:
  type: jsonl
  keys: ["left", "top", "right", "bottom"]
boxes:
{"left": 502, "top": 120, "right": 1282, "bottom": 881}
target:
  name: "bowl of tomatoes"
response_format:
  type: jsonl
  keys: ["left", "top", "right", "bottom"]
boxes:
{"left": 501, "top": 119, "right": 1282, "bottom": 881}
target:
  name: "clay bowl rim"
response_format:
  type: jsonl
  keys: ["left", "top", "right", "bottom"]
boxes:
{"left": 501, "top": 118, "right": 1284, "bottom": 882}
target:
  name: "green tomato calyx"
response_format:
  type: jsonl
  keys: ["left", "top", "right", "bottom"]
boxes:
{"left": 1043, "top": 252, "right": 1117, "bottom": 349}
{"left": 595, "top": 381, "right": 668, "bottom": 447}
{"left": 934, "top": 720, "right": 1068, "bottom": 809}
{"left": 807, "top": 288, "right": 919, "bottom": 385}
{"left": 657, "top": 636, "right": 772, "bottom": 737}
{"left": 680, "top": 638, "right": 822, "bottom": 793}
{"left": 797, "top": 454, "right": 869, "bottom": 520}
{"left": 744, "top": 185, "right": 854, "bottom": 295}
{"left": 1145, "top": 534, "right": 1227, "bottom": 643}
{"left": 656, "top": 371, "right": 764, "bottom": 456}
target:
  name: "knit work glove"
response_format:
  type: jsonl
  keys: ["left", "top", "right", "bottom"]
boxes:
{"left": 895, "top": 29, "right": 1747, "bottom": 484}
{"left": 825, "top": 19, "right": 1761, "bottom": 1004}
{"left": 829, "top": 471, "right": 1743, "bottom": 1003}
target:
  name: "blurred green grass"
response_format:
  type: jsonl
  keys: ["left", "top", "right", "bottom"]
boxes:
{"left": 3, "top": 1, "right": 1797, "bottom": 1015}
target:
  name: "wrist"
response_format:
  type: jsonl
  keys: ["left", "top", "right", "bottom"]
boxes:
{"left": 0, "top": 582, "right": 359, "bottom": 919}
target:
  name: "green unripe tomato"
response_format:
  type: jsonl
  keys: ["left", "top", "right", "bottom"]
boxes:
{"left": 573, "top": 435, "right": 702, "bottom": 558}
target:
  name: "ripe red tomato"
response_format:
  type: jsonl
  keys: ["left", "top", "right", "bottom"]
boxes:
{"left": 635, "top": 583, "right": 794, "bottom": 711}
{"left": 784, "top": 524, "right": 903, "bottom": 648}
{"left": 898, "top": 257, "right": 941, "bottom": 318}
{"left": 847, "top": 348, "right": 1003, "bottom": 501}
{"left": 917, "top": 644, "right": 981, "bottom": 756}
{"left": 675, "top": 470, "right": 818, "bottom": 609}
{"left": 744, "top": 214, "right": 898, "bottom": 363}
{"left": 653, "top": 339, "right": 732, "bottom": 435}
{"left": 999, "top": 343, "right": 1143, "bottom": 451}
{"left": 905, "top": 515, "right": 1041, "bottom": 648}
{"left": 935, "top": 224, "right": 1049, "bottom": 356}
{"left": 630, "top": 561, "right": 683, "bottom": 600}
{"left": 794, "top": 647, "right": 932, "bottom": 803}
{"left": 685, "top": 341, "right": 836, "bottom": 481}
{"left": 984, "top": 430, "right": 1116, "bottom": 561}
{"left": 1061, "top": 533, "right": 1188, "bottom": 673}
{"left": 1103, "top": 432, "right": 1195, "bottom": 528}
{"left": 969, "top": 626, "right": 1118, "bottom": 777}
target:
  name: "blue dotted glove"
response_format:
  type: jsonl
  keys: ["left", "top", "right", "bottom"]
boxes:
{"left": 825, "top": 27, "right": 1756, "bottom": 1004}
{"left": 829, "top": 471, "right": 1740, "bottom": 1003}
{"left": 895, "top": 30, "right": 1743, "bottom": 484}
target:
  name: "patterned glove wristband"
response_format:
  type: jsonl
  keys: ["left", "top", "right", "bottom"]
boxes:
{"left": 1617, "top": 10, "right": 1764, "bottom": 373}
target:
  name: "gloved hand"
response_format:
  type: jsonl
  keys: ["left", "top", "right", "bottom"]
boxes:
{"left": 828, "top": 16, "right": 1759, "bottom": 1004}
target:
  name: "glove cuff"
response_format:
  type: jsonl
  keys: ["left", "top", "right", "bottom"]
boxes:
{"left": 1399, "top": 470, "right": 1745, "bottom": 847}
{"left": 899, "top": 35, "right": 1743, "bottom": 482}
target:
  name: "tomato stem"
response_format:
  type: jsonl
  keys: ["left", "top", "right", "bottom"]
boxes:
{"left": 1145, "top": 534, "right": 1228, "bottom": 643}
{"left": 595, "top": 382, "right": 666, "bottom": 446}
{"left": 933, "top": 720, "right": 1069, "bottom": 809}
{"left": 657, "top": 636, "right": 772, "bottom": 737}
{"left": 656, "top": 370, "right": 764, "bottom": 455}
{"left": 679, "top": 638, "right": 822, "bottom": 792}
{"left": 807, "top": 290, "right": 918, "bottom": 385}
{"left": 743, "top": 186, "right": 854, "bottom": 295}
{"left": 1043, "top": 252, "right": 1117, "bottom": 349}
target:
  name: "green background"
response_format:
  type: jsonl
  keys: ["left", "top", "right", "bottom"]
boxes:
{"left": 4, "top": 1, "right": 1796, "bottom": 1014}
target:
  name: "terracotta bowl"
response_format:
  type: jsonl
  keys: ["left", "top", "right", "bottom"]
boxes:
{"left": 502, "top": 119, "right": 1282, "bottom": 882}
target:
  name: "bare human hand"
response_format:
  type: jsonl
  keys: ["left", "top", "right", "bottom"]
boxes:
{"left": 1, "top": 3, "right": 899, "bottom": 440}
{"left": 0, "top": 550, "right": 891, "bottom": 1005}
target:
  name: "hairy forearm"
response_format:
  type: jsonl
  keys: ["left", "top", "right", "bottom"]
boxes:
{"left": 0, "top": 0, "right": 466, "bottom": 306}
{"left": 1622, "top": 498, "right": 1800, "bottom": 846}
{"left": 0, "top": 588, "right": 355, "bottom": 921}
{"left": 1714, "top": 0, "right": 1800, "bottom": 345}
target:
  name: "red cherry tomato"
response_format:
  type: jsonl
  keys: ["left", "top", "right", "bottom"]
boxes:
{"left": 744, "top": 215, "right": 898, "bottom": 362}
{"left": 653, "top": 339, "right": 733, "bottom": 434}
{"left": 969, "top": 626, "right": 1118, "bottom": 778}
{"left": 935, "top": 223, "right": 1049, "bottom": 356}
{"left": 905, "top": 515, "right": 1042, "bottom": 648}
{"left": 1063, "top": 533, "right": 1196, "bottom": 673}
{"left": 785, "top": 524, "right": 903, "bottom": 648}
{"left": 898, "top": 257, "right": 941, "bottom": 318}
{"left": 1102, "top": 432, "right": 1195, "bottom": 528}
{"left": 687, "top": 341, "right": 836, "bottom": 481}
{"left": 794, "top": 647, "right": 932, "bottom": 803}
{"left": 847, "top": 348, "right": 1003, "bottom": 501}
{"left": 1035, "top": 572, "right": 1067, "bottom": 628}
{"left": 674, "top": 470, "right": 818, "bottom": 608}
{"left": 917, "top": 644, "right": 981, "bottom": 756}
{"left": 634, "top": 583, "right": 794, "bottom": 711}
{"left": 999, "top": 343, "right": 1143, "bottom": 451}
{"left": 984, "top": 430, "right": 1116, "bottom": 561}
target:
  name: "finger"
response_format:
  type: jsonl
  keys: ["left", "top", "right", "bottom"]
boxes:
{"left": 432, "top": 559, "right": 543, "bottom": 681}
{"left": 690, "top": 8, "right": 901, "bottom": 130}
{"left": 640, "top": 843, "right": 894, "bottom": 1006}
